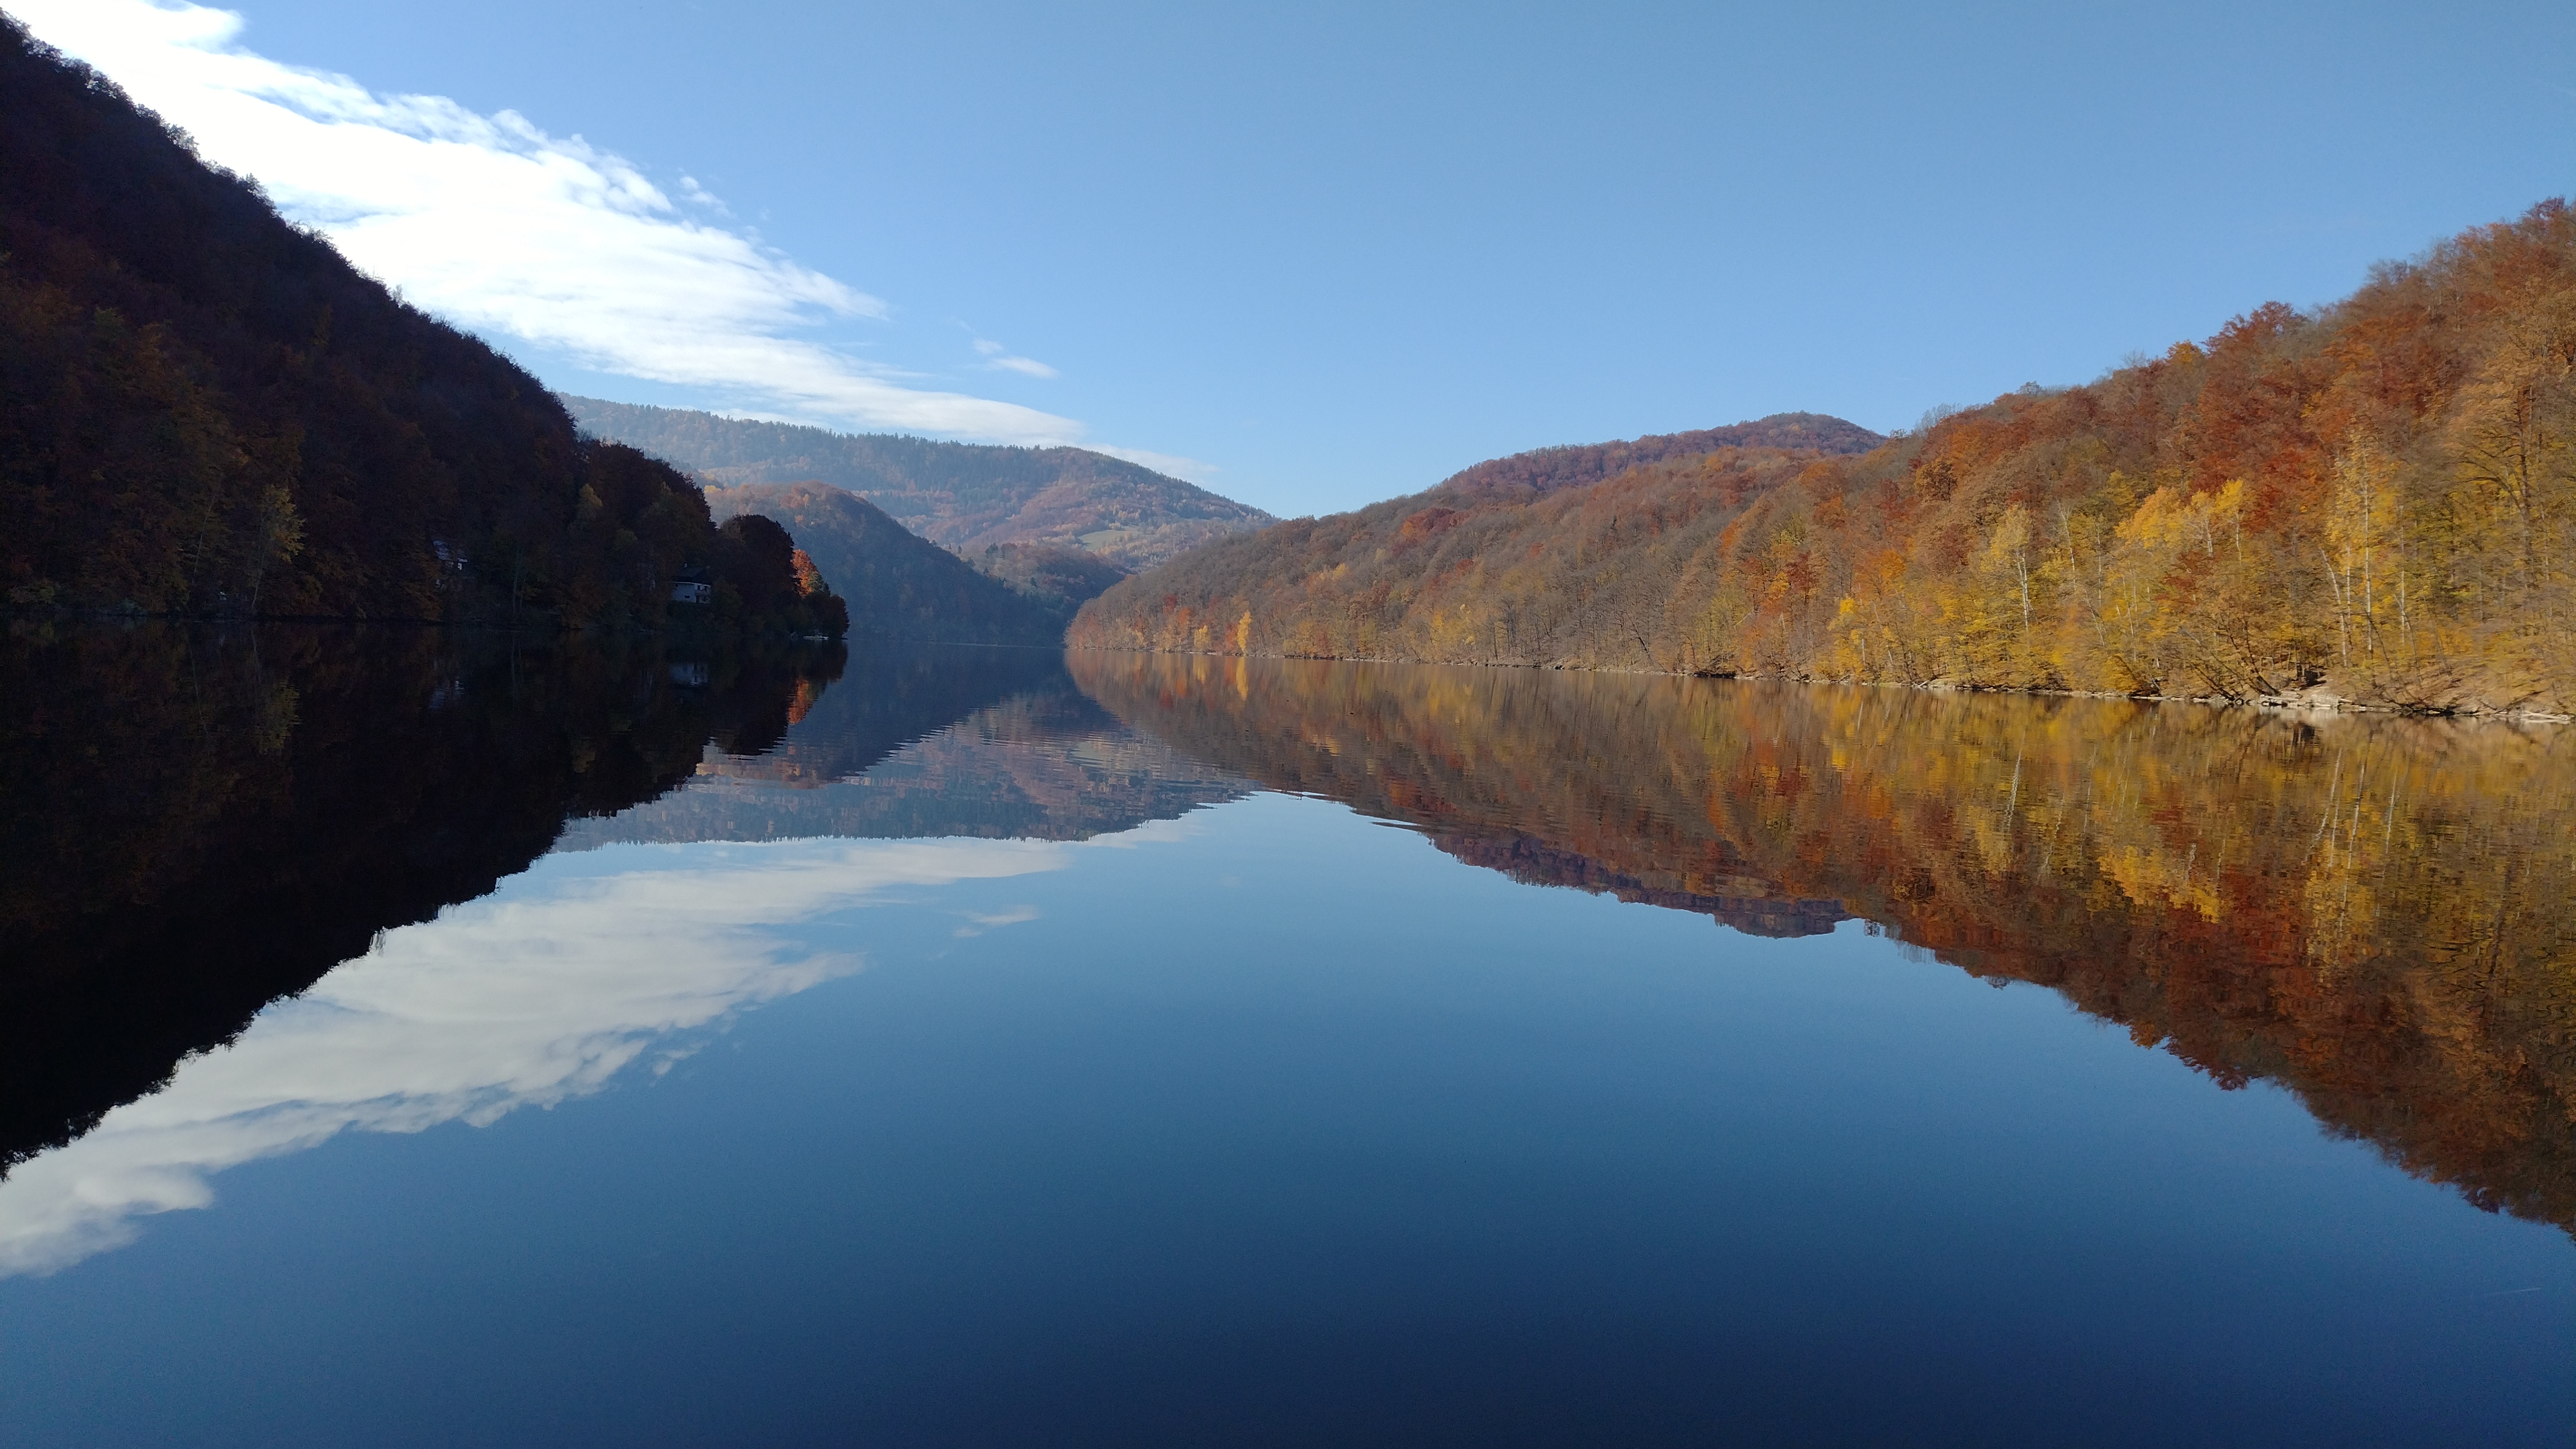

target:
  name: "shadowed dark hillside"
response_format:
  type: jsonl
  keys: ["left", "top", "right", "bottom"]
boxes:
{"left": 0, "top": 21, "right": 832, "bottom": 635}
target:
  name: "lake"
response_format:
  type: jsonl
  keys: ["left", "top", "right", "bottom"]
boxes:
{"left": 2, "top": 626, "right": 2569, "bottom": 1446}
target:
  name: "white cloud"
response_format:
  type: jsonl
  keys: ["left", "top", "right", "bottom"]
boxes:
{"left": 970, "top": 336, "right": 1060, "bottom": 379}
{"left": 0, "top": 836, "right": 1072, "bottom": 1278}
{"left": 11, "top": 0, "right": 1088, "bottom": 446}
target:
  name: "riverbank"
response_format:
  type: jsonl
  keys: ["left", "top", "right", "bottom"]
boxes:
{"left": 1067, "top": 645, "right": 2576, "bottom": 725}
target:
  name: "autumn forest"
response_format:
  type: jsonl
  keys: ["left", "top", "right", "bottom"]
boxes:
{"left": 1075, "top": 203, "right": 2576, "bottom": 719}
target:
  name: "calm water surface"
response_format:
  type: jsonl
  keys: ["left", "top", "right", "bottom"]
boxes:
{"left": 2, "top": 628, "right": 2570, "bottom": 1446}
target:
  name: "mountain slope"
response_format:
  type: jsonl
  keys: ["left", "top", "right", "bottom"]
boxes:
{"left": 561, "top": 396, "right": 1272, "bottom": 569}
{"left": 1078, "top": 202, "right": 2576, "bottom": 714}
{"left": 0, "top": 19, "right": 831, "bottom": 635}
{"left": 1069, "top": 419, "right": 1874, "bottom": 666}
{"left": 704, "top": 481, "right": 1064, "bottom": 645}
{"left": 964, "top": 541, "right": 1129, "bottom": 612}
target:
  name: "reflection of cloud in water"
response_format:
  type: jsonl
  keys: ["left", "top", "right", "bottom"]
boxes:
{"left": 0, "top": 837, "right": 1073, "bottom": 1278}
{"left": 954, "top": 906, "right": 1041, "bottom": 937}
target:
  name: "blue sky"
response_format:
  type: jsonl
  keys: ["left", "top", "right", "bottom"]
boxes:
{"left": 20, "top": 0, "right": 2576, "bottom": 515}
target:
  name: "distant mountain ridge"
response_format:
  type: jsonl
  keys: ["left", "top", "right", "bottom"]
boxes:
{"left": 1435, "top": 413, "right": 1885, "bottom": 498}
{"left": 560, "top": 396, "right": 1273, "bottom": 569}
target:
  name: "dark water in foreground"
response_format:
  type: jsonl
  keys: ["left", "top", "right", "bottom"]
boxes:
{"left": 2, "top": 627, "right": 2570, "bottom": 1446}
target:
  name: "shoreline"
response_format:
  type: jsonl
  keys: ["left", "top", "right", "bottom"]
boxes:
{"left": 1062, "top": 644, "right": 2576, "bottom": 726}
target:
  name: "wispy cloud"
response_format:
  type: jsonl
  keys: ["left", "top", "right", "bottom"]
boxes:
{"left": 12, "top": 0, "right": 1087, "bottom": 446}
{"left": 970, "top": 336, "right": 1060, "bottom": 379}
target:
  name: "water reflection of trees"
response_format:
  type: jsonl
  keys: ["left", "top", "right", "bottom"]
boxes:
{"left": 0, "top": 624, "right": 844, "bottom": 1167}
{"left": 1072, "top": 652, "right": 2576, "bottom": 1233}
{"left": 557, "top": 647, "right": 1247, "bottom": 849}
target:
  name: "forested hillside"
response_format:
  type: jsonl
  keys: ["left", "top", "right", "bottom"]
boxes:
{"left": 964, "top": 540, "right": 1130, "bottom": 612}
{"left": 1076, "top": 203, "right": 2576, "bottom": 716}
{"left": 1072, "top": 424, "right": 1872, "bottom": 666}
{"left": 0, "top": 20, "right": 834, "bottom": 636}
{"left": 562, "top": 396, "right": 1273, "bottom": 568}
{"left": 704, "top": 481, "right": 1066, "bottom": 645}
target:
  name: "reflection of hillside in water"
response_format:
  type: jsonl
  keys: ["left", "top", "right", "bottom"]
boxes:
{"left": 0, "top": 636, "right": 1234, "bottom": 1177}
{"left": 560, "top": 650, "right": 1246, "bottom": 849}
{"left": 0, "top": 637, "right": 1231, "bottom": 1270}
{"left": 1072, "top": 652, "right": 2576, "bottom": 1234}
{"left": 0, "top": 626, "right": 845, "bottom": 1169}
